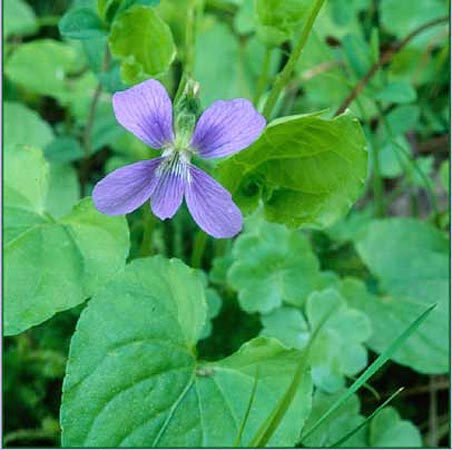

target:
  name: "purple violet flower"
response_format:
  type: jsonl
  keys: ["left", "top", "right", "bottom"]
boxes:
{"left": 93, "top": 79, "right": 266, "bottom": 238}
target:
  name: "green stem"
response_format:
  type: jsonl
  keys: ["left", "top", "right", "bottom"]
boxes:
{"left": 249, "top": 301, "right": 340, "bottom": 447}
{"left": 174, "top": 0, "right": 203, "bottom": 103}
{"left": 80, "top": 46, "right": 110, "bottom": 196}
{"left": 262, "top": 0, "right": 326, "bottom": 120}
{"left": 253, "top": 48, "right": 272, "bottom": 106}
{"left": 191, "top": 230, "right": 208, "bottom": 268}
{"left": 185, "top": 0, "right": 197, "bottom": 77}
{"left": 4, "top": 428, "right": 58, "bottom": 446}
{"left": 139, "top": 207, "right": 156, "bottom": 257}
{"left": 354, "top": 98, "right": 386, "bottom": 217}
{"left": 371, "top": 134, "right": 385, "bottom": 217}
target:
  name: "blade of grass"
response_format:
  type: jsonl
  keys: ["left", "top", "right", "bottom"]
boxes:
{"left": 329, "top": 387, "right": 404, "bottom": 448}
{"left": 300, "top": 303, "right": 436, "bottom": 442}
{"left": 248, "top": 301, "right": 341, "bottom": 447}
{"left": 233, "top": 366, "right": 260, "bottom": 447}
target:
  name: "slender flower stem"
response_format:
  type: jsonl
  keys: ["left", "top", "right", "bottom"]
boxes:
{"left": 185, "top": 0, "right": 197, "bottom": 77}
{"left": 80, "top": 47, "right": 111, "bottom": 196}
{"left": 191, "top": 230, "right": 208, "bottom": 269}
{"left": 83, "top": 48, "right": 111, "bottom": 158}
{"left": 139, "top": 207, "right": 157, "bottom": 257}
{"left": 262, "top": 0, "right": 326, "bottom": 120}
{"left": 253, "top": 48, "right": 272, "bottom": 106}
{"left": 370, "top": 129, "right": 385, "bottom": 217}
{"left": 174, "top": 0, "right": 203, "bottom": 104}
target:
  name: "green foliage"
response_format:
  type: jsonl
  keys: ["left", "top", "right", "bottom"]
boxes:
{"left": 4, "top": 102, "right": 54, "bottom": 149}
{"left": 109, "top": 5, "right": 176, "bottom": 84}
{"left": 218, "top": 111, "right": 368, "bottom": 229}
{"left": 301, "top": 391, "right": 367, "bottom": 447}
{"left": 302, "top": 391, "right": 422, "bottom": 448}
{"left": 59, "top": 7, "right": 108, "bottom": 39}
{"left": 255, "top": 0, "right": 315, "bottom": 47}
{"left": 4, "top": 0, "right": 38, "bottom": 38}
{"left": 261, "top": 288, "right": 371, "bottom": 392}
{"left": 61, "top": 257, "right": 313, "bottom": 447}
{"left": 345, "top": 219, "right": 449, "bottom": 373}
{"left": 228, "top": 219, "right": 321, "bottom": 312}
{"left": 380, "top": 0, "right": 447, "bottom": 43}
{"left": 4, "top": 147, "right": 129, "bottom": 335}
{"left": 6, "top": 40, "right": 81, "bottom": 100}
{"left": 369, "top": 406, "right": 422, "bottom": 447}
{"left": 4, "top": 0, "right": 449, "bottom": 446}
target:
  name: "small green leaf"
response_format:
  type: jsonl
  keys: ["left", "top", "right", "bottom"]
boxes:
{"left": 374, "top": 81, "right": 417, "bottom": 104}
{"left": 217, "top": 111, "right": 368, "bottom": 229}
{"left": 228, "top": 219, "right": 321, "bottom": 313}
{"left": 44, "top": 136, "right": 84, "bottom": 163}
{"left": 59, "top": 7, "right": 108, "bottom": 40}
{"left": 255, "top": 0, "right": 315, "bottom": 47}
{"left": 61, "top": 256, "right": 313, "bottom": 447}
{"left": 301, "top": 391, "right": 367, "bottom": 447}
{"left": 4, "top": 102, "right": 54, "bottom": 149}
{"left": 4, "top": 0, "right": 38, "bottom": 38}
{"left": 380, "top": 0, "right": 447, "bottom": 46}
{"left": 4, "top": 147, "right": 129, "bottom": 335}
{"left": 261, "top": 288, "right": 372, "bottom": 392}
{"left": 301, "top": 303, "right": 436, "bottom": 441}
{"left": 109, "top": 5, "right": 176, "bottom": 84}
{"left": 99, "top": 0, "right": 160, "bottom": 22}
{"left": 5, "top": 39, "right": 80, "bottom": 99}
{"left": 369, "top": 407, "right": 422, "bottom": 447}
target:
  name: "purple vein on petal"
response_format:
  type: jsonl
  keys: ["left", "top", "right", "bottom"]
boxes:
{"left": 112, "top": 79, "right": 174, "bottom": 150}
{"left": 190, "top": 98, "right": 266, "bottom": 159}
{"left": 185, "top": 164, "right": 243, "bottom": 238}
{"left": 93, "top": 158, "right": 163, "bottom": 215}
{"left": 150, "top": 154, "right": 187, "bottom": 220}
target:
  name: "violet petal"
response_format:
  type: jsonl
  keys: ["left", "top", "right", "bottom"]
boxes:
{"left": 112, "top": 79, "right": 174, "bottom": 149}
{"left": 93, "top": 158, "right": 163, "bottom": 215}
{"left": 190, "top": 98, "right": 266, "bottom": 159}
{"left": 185, "top": 165, "right": 243, "bottom": 238}
{"left": 150, "top": 157, "right": 187, "bottom": 220}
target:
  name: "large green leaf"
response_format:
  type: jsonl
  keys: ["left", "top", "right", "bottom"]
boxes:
{"left": 45, "top": 163, "right": 80, "bottom": 218}
{"left": 228, "top": 219, "right": 321, "bottom": 313}
{"left": 217, "top": 112, "right": 368, "bottom": 229}
{"left": 5, "top": 39, "right": 81, "bottom": 99}
{"left": 5, "top": 102, "right": 54, "bottom": 149}
{"left": 61, "top": 256, "right": 313, "bottom": 447}
{"left": 342, "top": 218, "right": 449, "bottom": 373}
{"left": 4, "top": 147, "right": 129, "bottom": 335}
{"left": 261, "top": 288, "right": 372, "bottom": 392}
{"left": 109, "top": 5, "right": 176, "bottom": 84}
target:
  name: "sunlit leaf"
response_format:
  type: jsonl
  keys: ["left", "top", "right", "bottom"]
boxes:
{"left": 4, "top": 146, "right": 129, "bottom": 335}
{"left": 217, "top": 111, "right": 368, "bottom": 229}
{"left": 228, "top": 219, "right": 321, "bottom": 313}
{"left": 5, "top": 102, "right": 54, "bottom": 149}
{"left": 109, "top": 5, "right": 176, "bottom": 84}
{"left": 61, "top": 256, "right": 313, "bottom": 447}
